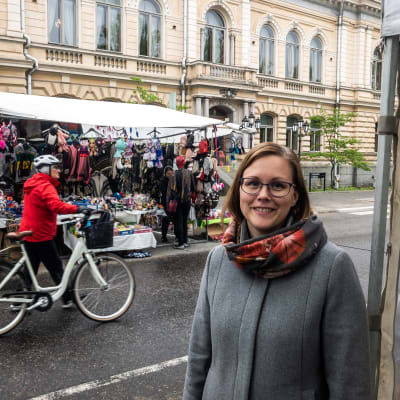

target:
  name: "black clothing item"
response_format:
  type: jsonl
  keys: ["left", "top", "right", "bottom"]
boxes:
{"left": 174, "top": 169, "right": 195, "bottom": 201}
{"left": 160, "top": 175, "right": 169, "bottom": 208}
{"left": 174, "top": 201, "right": 191, "bottom": 246}
{"left": 161, "top": 215, "right": 171, "bottom": 240}
{"left": 24, "top": 240, "right": 71, "bottom": 304}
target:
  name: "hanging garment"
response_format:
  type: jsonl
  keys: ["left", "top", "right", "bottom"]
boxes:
{"left": 13, "top": 142, "right": 37, "bottom": 182}
{"left": 88, "top": 172, "right": 112, "bottom": 197}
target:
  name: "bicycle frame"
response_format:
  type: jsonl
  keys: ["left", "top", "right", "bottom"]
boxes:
{"left": 0, "top": 234, "right": 108, "bottom": 308}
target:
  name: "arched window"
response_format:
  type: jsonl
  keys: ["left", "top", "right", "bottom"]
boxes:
{"left": 371, "top": 47, "right": 382, "bottom": 91}
{"left": 96, "top": 0, "right": 121, "bottom": 51}
{"left": 139, "top": 0, "right": 162, "bottom": 57}
{"left": 309, "top": 37, "right": 322, "bottom": 83}
{"left": 203, "top": 10, "right": 225, "bottom": 64}
{"left": 259, "top": 25, "right": 275, "bottom": 75}
{"left": 286, "top": 116, "right": 299, "bottom": 151}
{"left": 260, "top": 114, "right": 274, "bottom": 142}
{"left": 285, "top": 31, "right": 299, "bottom": 79}
{"left": 48, "top": 0, "right": 77, "bottom": 46}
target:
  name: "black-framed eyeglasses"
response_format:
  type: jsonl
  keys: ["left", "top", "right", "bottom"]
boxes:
{"left": 240, "top": 178, "right": 295, "bottom": 198}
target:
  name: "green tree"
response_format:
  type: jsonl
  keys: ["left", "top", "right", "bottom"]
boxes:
{"left": 305, "top": 107, "right": 370, "bottom": 187}
{"left": 130, "top": 76, "right": 164, "bottom": 105}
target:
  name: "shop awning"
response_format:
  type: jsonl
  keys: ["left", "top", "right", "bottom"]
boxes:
{"left": 0, "top": 92, "right": 221, "bottom": 129}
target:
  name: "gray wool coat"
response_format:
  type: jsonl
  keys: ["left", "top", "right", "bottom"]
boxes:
{"left": 183, "top": 240, "right": 371, "bottom": 400}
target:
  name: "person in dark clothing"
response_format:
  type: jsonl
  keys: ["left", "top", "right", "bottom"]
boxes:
{"left": 160, "top": 166, "right": 174, "bottom": 242}
{"left": 167, "top": 156, "right": 195, "bottom": 249}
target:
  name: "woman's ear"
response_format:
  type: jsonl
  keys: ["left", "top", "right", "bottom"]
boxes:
{"left": 291, "top": 189, "right": 299, "bottom": 207}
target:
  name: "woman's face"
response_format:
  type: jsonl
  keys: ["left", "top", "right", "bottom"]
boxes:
{"left": 50, "top": 166, "right": 61, "bottom": 180}
{"left": 239, "top": 155, "right": 299, "bottom": 238}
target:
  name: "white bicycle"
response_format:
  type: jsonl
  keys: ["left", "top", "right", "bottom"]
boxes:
{"left": 0, "top": 210, "right": 135, "bottom": 336}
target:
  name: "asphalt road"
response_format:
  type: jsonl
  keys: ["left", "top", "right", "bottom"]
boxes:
{"left": 0, "top": 190, "right": 390, "bottom": 400}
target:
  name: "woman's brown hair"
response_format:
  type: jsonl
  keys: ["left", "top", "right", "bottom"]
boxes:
{"left": 223, "top": 142, "right": 312, "bottom": 224}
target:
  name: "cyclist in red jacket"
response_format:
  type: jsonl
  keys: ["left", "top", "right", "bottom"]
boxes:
{"left": 19, "top": 155, "right": 80, "bottom": 308}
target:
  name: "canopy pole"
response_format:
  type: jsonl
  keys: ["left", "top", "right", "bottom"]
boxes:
{"left": 367, "top": 35, "right": 399, "bottom": 399}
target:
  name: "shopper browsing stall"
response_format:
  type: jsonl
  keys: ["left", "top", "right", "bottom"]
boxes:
{"left": 167, "top": 156, "right": 195, "bottom": 250}
{"left": 160, "top": 165, "right": 174, "bottom": 243}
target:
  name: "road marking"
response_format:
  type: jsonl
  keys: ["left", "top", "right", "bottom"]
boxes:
{"left": 28, "top": 356, "right": 188, "bottom": 400}
{"left": 337, "top": 206, "right": 374, "bottom": 212}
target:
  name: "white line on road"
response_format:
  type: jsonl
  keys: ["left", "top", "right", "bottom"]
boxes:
{"left": 28, "top": 356, "right": 188, "bottom": 400}
{"left": 337, "top": 206, "right": 374, "bottom": 212}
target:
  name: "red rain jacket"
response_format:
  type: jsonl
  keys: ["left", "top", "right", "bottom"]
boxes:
{"left": 19, "top": 173, "right": 78, "bottom": 242}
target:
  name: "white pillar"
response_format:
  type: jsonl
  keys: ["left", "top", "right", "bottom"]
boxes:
{"left": 195, "top": 97, "right": 202, "bottom": 115}
{"left": 365, "top": 27, "right": 373, "bottom": 88}
{"left": 340, "top": 22, "right": 349, "bottom": 86}
{"left": 243, "top": 101, "right": 249, "bottom": 118}
{"left": 250, "top": 102, "right": 255, "bottom": 114}
{"left": 7, "top": 0, "right": 21, "bottom": 37}
{"left": 187, "top": 0, "right": 198, "bottom": 61}
{"left": 241, "top": 0, "right": 250, "bottom": 67}
{"left": 203, "top": 98, "right": 209, "bottom": 117}
{"left": 230, "top": 34, "right": 235, "bottom": 65}
{"left": 354, "top": 25, "right": 366, "bottom": 87}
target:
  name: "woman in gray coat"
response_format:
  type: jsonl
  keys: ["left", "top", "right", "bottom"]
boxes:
{"left": 183, "top": 143, "right": 370, "bottom": 400}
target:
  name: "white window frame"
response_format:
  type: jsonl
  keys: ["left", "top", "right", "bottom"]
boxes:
{"left": 309, "top": 37, "right": 323, "bottom": 83}
{"left": 96, "top": 0, "right": 122, "bottom": 52}
{"left": 139, "top": 0, "right": 162, "bottom": 58}
{"left": 309, "top": 129, "right": 322, "bottom": 152}
{"left": 371, "top": 48, "right": 382, "bottom": 91}
{"left": 285, "top": 31, "right": 300, "bottom": 80}
{"left": 260, "top": 114, "right": 274, "bottom": 142}
{"left": 202, "top": 10, "right": 226, "bottom": 65}
{"left": 259, "top": 25, "right": 275, "bottom": 76}
{"left": 48, "top": 0, "right": 77, "bottom": 46}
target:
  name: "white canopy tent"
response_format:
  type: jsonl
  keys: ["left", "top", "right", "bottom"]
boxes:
{"left": 369, "top": 1, "right": 400, "bottom": 399}
{"left": 0, "top": 92, "right": 221, "bottom": 134}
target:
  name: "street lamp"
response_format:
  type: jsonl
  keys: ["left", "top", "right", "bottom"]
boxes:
{"left": 241, "top": 114, "right": 260, "bottom": 149}
{"left": 292, "top": 119, "right": 310, "bottom": 159}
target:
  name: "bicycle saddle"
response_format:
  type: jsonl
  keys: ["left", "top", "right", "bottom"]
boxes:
{"left": 6, "top": 231, "right": 33, "bottom": 241}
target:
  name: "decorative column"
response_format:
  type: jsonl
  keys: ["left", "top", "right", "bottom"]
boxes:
{"left": 195, "top": 97, "right": 202, "bottom": 116}
{"left": 243, "top": 101, "right": 249, "bottom": 118}
{"left": 241, "top": 0, "right": 251, "bottom": 67}
{"left": 355, "top": 25, "right": 366, "bottom": 87}
{"left": 203, "top": 98, "right": 210, "bottom": 117}
{"left": 7, "top": 0, "right": 21, "bottom": 37}
{"left": 365, "top": 26, "right": 373, "bottom": 88}
{"left": 200, "top": 28, "right": 205, "bottom": 61}
{"left": 187, "top": 0, "right": 198, "bottom": 61}
{"left": 230, "top": 34, "right": 235, "bottom": 65}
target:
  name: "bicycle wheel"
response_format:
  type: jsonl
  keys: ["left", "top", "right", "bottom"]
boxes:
{"left": 72, "top": 253, "right": 135, "bottom": 322}
{"left": 0, "top": 263, "right": 28, "bottom": 336}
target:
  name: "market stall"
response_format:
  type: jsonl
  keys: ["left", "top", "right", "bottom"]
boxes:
{"left": 0, "top": 92, "right": 228, "bottom": 252}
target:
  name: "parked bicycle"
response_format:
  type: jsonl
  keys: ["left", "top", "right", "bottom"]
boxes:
{"left": 0, "top": 210, "right": 135, "bottom": 336}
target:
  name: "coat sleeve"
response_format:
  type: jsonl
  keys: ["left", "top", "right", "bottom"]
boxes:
{"left": 40, "top": 183, "right": 79, "bottom": 215}
{"left": 322, "top": 251, "right": 371, "bottom": 399}
{"left": 183, "top": 248, "right": 215, "bottom": 400}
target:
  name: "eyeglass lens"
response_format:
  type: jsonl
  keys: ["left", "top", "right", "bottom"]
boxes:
{"left": 241, "top": 178, "right": 292, "bottom": 197}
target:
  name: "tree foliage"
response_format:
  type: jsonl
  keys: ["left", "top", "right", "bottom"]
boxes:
{"left": 305, "top": 108, "right": 370, "bottom": 174}
{"left": 130, "top": 76, "right": 164, "bottom": 105}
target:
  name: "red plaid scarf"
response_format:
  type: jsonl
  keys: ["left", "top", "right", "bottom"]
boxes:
{"left": 222, "top": 215, "right": 327, "bottom": 279}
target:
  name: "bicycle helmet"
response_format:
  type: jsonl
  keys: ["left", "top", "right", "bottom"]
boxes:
{"left": 33, "top": 155, "right": 61, "bottom": 175}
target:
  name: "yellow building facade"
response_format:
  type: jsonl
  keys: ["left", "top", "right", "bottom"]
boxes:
{"left": 0, "top": 0, "right": 381, "bottom": 158}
